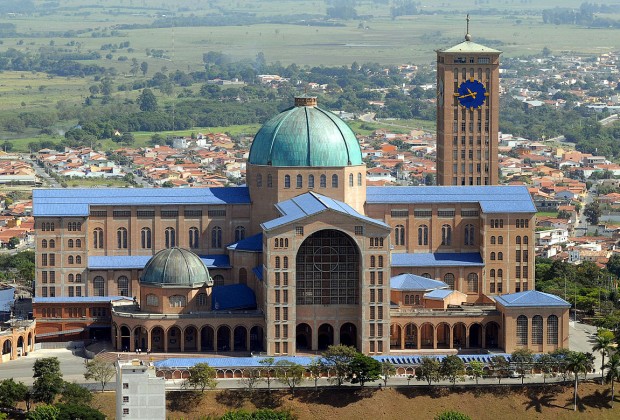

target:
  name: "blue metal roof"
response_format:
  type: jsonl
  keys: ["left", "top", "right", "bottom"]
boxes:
{"left": 227, "top": 233, "right": 263, "bottom": 252}
{"left": 212, "top": 284, "right": 256, "bottom": 310}
{"left": 495, "top": 290, "right": 571, "bottom": 308}
{"left": 33, "top": 296, "right": 133, "bottom": 304}
{"left": 33, "top": 187, "right": 251, "bottom": 217}
{"left": 262, "top": 191, "right": 390, "bottom": 231}
{"left": 424, "top": 289, "right": 456, "bottom": 300}
{"left": 366, "top": 185, "right": 536, "bottom": 213}
{"left": 88, "top": 254, "right": 231, "bottom": 270}
{"left": 390, "top": 273, "right": 448, "bottom": 291}
{"left": 392, "top": 252, "right": 484, "bottom": 267}
{"left": 154, "top": 354, "right": 511, "bottom": 369}
{"left": 252, "top": 266, "right": 263, "bottom": 281}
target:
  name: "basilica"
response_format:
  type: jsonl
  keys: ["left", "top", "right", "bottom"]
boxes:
{"left": 31, "top": 36, "right": 570, "bottom": 357}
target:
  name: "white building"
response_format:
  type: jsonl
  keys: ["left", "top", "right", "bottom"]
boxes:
{"left": 536, "top": 228, "right": 569, "bottom": 247}
{"left": 116, "top": 360, "right": 165, "bottom": 420}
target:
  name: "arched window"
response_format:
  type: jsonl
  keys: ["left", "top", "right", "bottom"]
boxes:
{"left": 284, "top": 175, "right": 291, "bottom": 188}
{"left": 498, "top": 252, "right": 503, "bottom": 261}
{"left": 370, "top": 256, "right": 376, "bottom": 268}
{"left": 395, "top": 225, "right": 405, "bottom": 246}
{"left": 76, "top": 239, "right": 81, "bottom": 248}
{"left": 467, "top": 273, "right": 478, "bottom": 293}
{"left": 358, "top": 172, "right": 362, "bottom": 186}
{"left": 49, "top": 239, "right": 55, "bottom": 248}
{"left": 165, "top": 227, "right": 176, "bottom": 248}
{"left": 490, "top": 236, "right": 496, "bottom": 245}
{"left": 68, "top": 239, "right": 74, "bottom": 248}
{"left": 444, "top": 273, "right": 455, "bottom": 290}
{"left": 196, "top": 293, "right": 208, "bottom": 306}
{"left": 267, "top": 174, "right": 273, "bottom": 188}
{"left": 234, "top": 226, "right": 246, "bottom": 242}
{"left": 498, "top": 236, "right": 503, "bottom": 245}
{"left": 547, "top": 315, "right": 558, "bottom": 345}
{"left": 490, "top": 252, "right": 496, "bottom": 260}
{"left": 117, "top": 276, "right": 129, "bottom": 296}
{"left": 213, "top": 275, "right": 224, "bottom": 287}
{"left": 256, "top": 174, "right": 262, "bottom": 187}
{"left": 75, "top": 274, "right": 82, "bottom": 283}
{"left": 296, "top": 174, "right": 302, "bottom": 188}
{"left": 418, "top": 225, "right": 428, "bottom": 246}
{"left": 308, "top": 174, "right": 314, "bottom": 189}
{"left": 497, "top": 269, "right": 503, "bottom": 278}
{"left": 441, "top": 224, "right": 452, "bottom": 246}
{"left": 378, "top": 256, "right": 384, "bottom": 267}
{"left": 68, "top": 274, "right": 74, "bottom": 282}
{"left": 516, "top": 236, "right": 521, "bottom": 245}
{"left": 349, "top": 173, "right": 354, "bottom": 187}
{"left": 320, "top": 174, "right": 326, "bottom": 188}
{"left": 490, "top": 269, "right": 495, "bottom": 278}
{"left": 189, "top": 227, "right": 200, "bottom": 249}
{"left": 405, "top": 295, "right": 410, "bottom": 305}
{"left": 332, "top": 174, "right": 338, "bottom": 188}
{"left": 76, "top": 255, "right": 81, "bottom": 264}
{"left": 211, "top": 226, "right": 222, "bottom": 248}
{"left": 141, "top": 227, "right": 152, "bottom": 249}
{"left": 68, "top": 256, "right": 74, "bottom": 264}
{"left": 146, "top": 294, "right": 158, "bottom": 306}
{"left": 516, "top": 315, "right": 528, "bottom": 346}
{"left": 169, "top": 295, "right": 186, "bottom": 307}
{"left": 464, "top": 224, "right": 475, "bottom": 246}
{"left": 532, "top": 315, "right": 543, "bottom": 345}
{"left": 275, "top": 256, "right": 281, "bottom": 269}
{"left": 93, "top": 276, "right": 105, "bottom": 297}
{"left": 117, "top": 227, "right": 128, "bottom": 249}
{"left": 523, "top": 236, "right": 529, "bottom": 245}
{"left": 41, "top": 239, "right": 48, "bottom": 248}
{"left": 283, "top": 256, "right": 289, "bottom": 269}
{"left": 421, "top": 273, "right": 432, "bottom": 278}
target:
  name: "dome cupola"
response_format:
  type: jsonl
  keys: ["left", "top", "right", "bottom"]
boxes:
{"left": 140, "top": 247, "right": 212, "bottom": 287}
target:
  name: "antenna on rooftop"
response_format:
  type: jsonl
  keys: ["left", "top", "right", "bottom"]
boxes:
{"left": 465, "top": 14, "right": 472, "bottom": 41}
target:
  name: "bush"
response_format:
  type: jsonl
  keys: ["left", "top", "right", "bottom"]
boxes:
{"left": 220, "top": 409, "right": 296, "bottom": 420}
{"left": 434, "top": 410, "right": 472, "bottom": 420}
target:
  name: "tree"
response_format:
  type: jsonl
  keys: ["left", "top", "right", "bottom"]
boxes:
{"left": 258, "top": 357, "right": 276, "bottom": 392}
{"left": 536, "top": 353, "right": 557, "bottom": 384}
{"left": 307, "top": 358, "right": 324, "bottom": 390}
{"left": 566, "top": 351, "right": 594, "bottom": 411}
{"left": 592, "top": 329, "right": 615, "bottom": 383}
{"left": 417, "top": 357, "right": 441, "bottom": 385}
{"left": 275, "top": 360, "right": 305, "bottom": 394}
{"left": 584, "top": 201, "right": 601, "bottom": 225}
{"left": 26, "top": 404, "right": 60, "bottom": 420}
{"left": 605, "top": 353, "right": 620, "bottom": 406}
{"left": 490, "top": 355, "right": 510, "bottom": 384}
{"left": 83, "top": 358, "right": 115, "bottom": 392}
{"left": 55, "top": 403, "right": 105, "bottom": 420}
{"left": 240, "top": 368, "right": 262, "bottom": 393}
{"left": 440, "top": 355, "right": 465, "bottom": 386}
{"left": 60, "top": 381, "right": 92, "bottom": 405}
{"left": 381, "top": 361, "right": 396, "bottom": 387}
{"left": 511, "top": 348, "right": 534, "bottom": 384}
{"left": 348, "top": 353, "right": 381, "bottom": 387}
{"left": 140, "top": 61, "right": 148, "bottom": 76}
{"left": 322, "top": 345, "right": 358, "bottom": 386}
{"left": 186, "top": 363, "right": 217, "bottom": 393}
{"left": 434, "top": 411, "right": 472, "bottom": 420}
{"left": 0, "top": 378, "right": 28, "bottom": 409}
{"left": 7, "top": 236, "right": 19, "bottom": 249}
{"left": 137, "top": 88, "right": 158, "bottom": 112}
{"left": 32, "top": 357, "right": 64, "bottom": 404}
{"left": 467, "top": 361, "right": 484, "bottom": 385}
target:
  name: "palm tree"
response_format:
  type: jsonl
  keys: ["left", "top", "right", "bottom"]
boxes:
{"left": 592, "top": 330, "right": 615, "bottom": 383}
{"left": 565, "top": 351, "right": 594, "bottom": 412}
{"left": 605, "top": 353, "right": 620, "bottom": 407}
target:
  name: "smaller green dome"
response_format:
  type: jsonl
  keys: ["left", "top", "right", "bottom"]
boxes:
{"left": 248, "top": 96, "right": 363, "bottom": 167}
{"left": 140, "top": 247, "right": 212, "bottom": 287}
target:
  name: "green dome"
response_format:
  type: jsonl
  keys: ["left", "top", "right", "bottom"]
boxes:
{"left": 140, "top": 247, "right": 212, "bottom": 287}
{"left": 248, "top": 97, "right": 363, "bottom": 167}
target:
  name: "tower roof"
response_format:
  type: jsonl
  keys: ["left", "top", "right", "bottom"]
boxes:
{"left": 248, "top": 97, "right": 363, "bottom": 167}
{"left": 438, "top": 40, "right": 501, "bottom": 54}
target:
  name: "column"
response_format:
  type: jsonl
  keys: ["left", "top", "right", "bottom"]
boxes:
{"left": 433, "top": 325, "right": 438, "bottom": 350}
{"left": 542, "top": 318, "right": 548, "bottom": 353}
{"left": 449, "top": 326, "right": 454, "bottom": 349}
{"left": 465, "top": 326, "right": 470, "bottom": 348}
{"left": 180, "top": 329, "right": 185, "bottom": 352}
{"left": 147, "top": 329, "right": 152, "bottom": 353}
{"left": 400, "top": 326, "right": 405, "bottom": 350}
{"left": 129, "top": 330, "right": 135, "bottom": 352}
{"left": 163, "top": 331, "right": 168, "bottom": 353}
{"left": 417, "top": 326, "right": 421, "bottom": 350}
{"left": 481, "top": 325, "right": 486, "bottom": 349}
{"left": 527, "top": 317, "right": 532, "bottom": 350}
{"left": 196, "top": 327, "right": 202, "bottom": 352}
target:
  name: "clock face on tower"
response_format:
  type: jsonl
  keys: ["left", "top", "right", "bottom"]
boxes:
{"left": 454, "top": 79, "right": 488, "bottom": 109}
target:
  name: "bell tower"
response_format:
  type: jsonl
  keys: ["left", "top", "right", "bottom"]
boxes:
{"left": 436, "top": 15, "right": 501, "bottom": 186}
